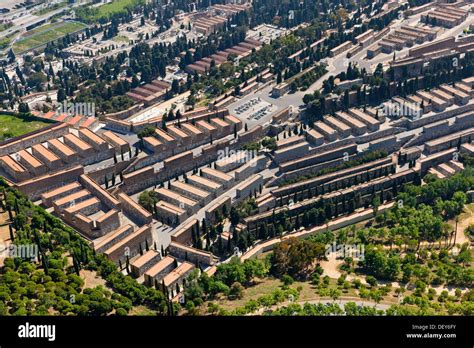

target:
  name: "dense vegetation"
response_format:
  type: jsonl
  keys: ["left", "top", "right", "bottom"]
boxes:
{"left": 179, "top": 169, "right": 473, "bottom": 316}
{"left": 0, "top": 0, "right": 396, "bottom": 114}
{"left": 0, "top": 181, "right": 169, "bottom": 316}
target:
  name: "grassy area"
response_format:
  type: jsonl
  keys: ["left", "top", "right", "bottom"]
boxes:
{"left": 13, "top": 21, "right": 86, "bottom": 54}
{"left": 113, "top": 35, "right": 131, "bottom": 44}
{"left": 128, "top": 306, "right": 157, "bottom": 316}
{"left": 0, "top": 30, "right": 19, "bottom": 52}
{"left": 76, "top": 0, "right": 142, "bottom": 22}
{"left": 0, "top": 37, "right": 11, "bottom": 50}
{"left": 96, "top": 0, "right": 139, "bottom": 17}
{"left": 0, "top": 22, "right": 13, "bottom": 33}
{"left": 0, "top": 114, "right": 53, "bottom": 141}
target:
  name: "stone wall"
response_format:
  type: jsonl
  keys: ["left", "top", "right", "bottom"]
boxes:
{"left": 271, "top": 107, "right": 292, "bottom": 124}
{"left": 407, "top": 104, "right": 474, "bottom": 130}
{"left": 420, "top": 148, "right": 458, "bottom": 174}
{"left": 131, "top": 250, "right": 162, "bottom": 278}
{"left": 167, "top": 241, "right": 214, "bottom": 265}
{"left": 79, "top": 174, "right": 120, "bottom": 211}
{"left": 170, "top": 219, "right": 199, "bottom": 245}
{"left": 0, "top": 123, "right": 68, "bottom": 156}
{"left": 354, "top": 127, "right": 405, "bottom": 144}
{"left": 16, "top": 165, "right": 85, "bottom": 200}
{"left": 246, "top": 169, "right": 416, "bottom": 232}
{"left": 279, "top": 143, "right": 358, "bottom": 172}
{"left": 237, "top": 125, "right": 265, "bottom": 144}
{"left": 424, "top": 128, "right": 474, "bottom": 154}
{"left": 93, "top": 224, "right": 134, "bottom": 253}
{"left": 117, "top": 192, "right": 153, "bottom": 226}
{"left": 205, "top": 195, "right": 231, "bottom": 224}
{"left": 73, "top": 214, "right": 94, "bottom": 236}
{"left": 235, "top": 174, "right": 263, "bottom": 201}
{"left": 103, "top": 117, "right": 132, "bottom": 134}
{"left": 104, "top": 225, "right": 153, "bottom": 264}
{"left": 271, "top": 157, "right": 394, "bottom": 201}
{"left": 105, "top": 104, "right": 143, "bottom": 120}
{"left": 95, "top": 209, "right": 121, "bottom": 236}
{"left": 233, "top": 156, "right": 268, "bottom": 182}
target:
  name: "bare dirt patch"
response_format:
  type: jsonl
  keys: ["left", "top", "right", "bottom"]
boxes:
{"left": 80, "top": 269, "right": 109, "bottom": 290}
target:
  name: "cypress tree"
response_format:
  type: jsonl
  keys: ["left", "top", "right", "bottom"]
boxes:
{"left": 8, "top": 224, "right": 14, "bottom": 241}
{"left": 42, "top": 252, "right": 49, "bottom": 275}
{"left": 126, "top": 255, "right": 130, "bottom": 274}
{"left": 13, "top": 199, "right": 19, "bottom": 214}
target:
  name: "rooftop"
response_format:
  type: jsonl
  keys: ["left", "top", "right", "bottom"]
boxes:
{"left": 131, "top": 250, "right": 161, "bottom": 269}
{"left": 144, "top": 256, "right": 175, "bottom": 278}
{"left": 64, "top": 133, "right": 93, "bottom": 152}
{"left": 48, "top": 139, "right": 75, "bottom": 157}
{"left": 17, "top": 149, "right": 43, "bottom": 168}
{"left": 79, "top": 128, "right": 107, "bottom": 146}
{"left": 102, "top": 131, "right": 128, "bottom": 147}
{"left": 163, "top": 261, "right": 195, "bottom": 287}
{"left": 32, "top": 144, "right": 59, "bottom": 162}
{"left": 1, "top": 155, "right": 26, "bottom": 173}
{"left": 201, "top": 167, "right": 233, "bottom": 181}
